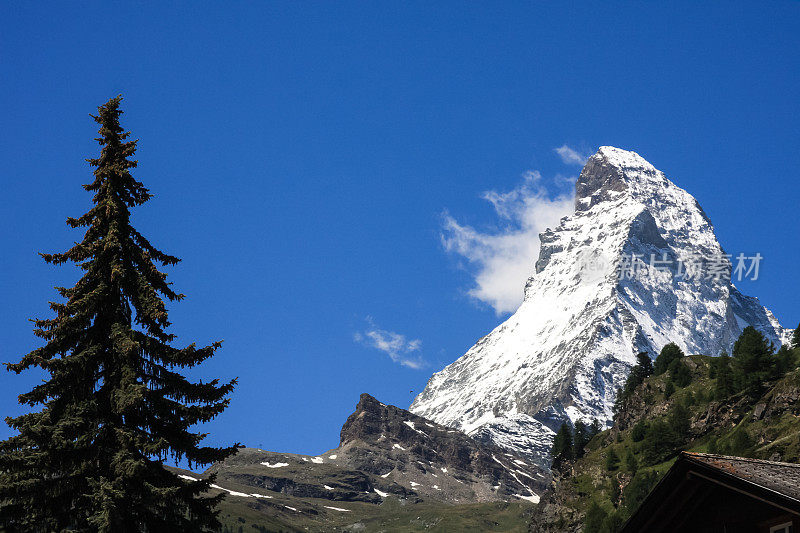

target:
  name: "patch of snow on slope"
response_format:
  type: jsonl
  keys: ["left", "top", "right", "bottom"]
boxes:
{"left": 261, "top": 461, "right": 289, "bottom": 468}
{"left": 404, "top": 420, "right": 428, "bottom": 436}
{"left": 210, "top": 484, "right": 252, "bottom": 498}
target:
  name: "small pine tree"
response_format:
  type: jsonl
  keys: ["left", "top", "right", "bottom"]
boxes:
{"left": 622, "top": 471, "right": 659, "bottom": 515}
{"left": 0, "top": 97, "right": 237, "bottom": 532}
{"left": 612, "top": 386, "right": 625, "bottom": 419}
{"left": 732, "top": 326, "right": 775, "bottom": 396}
{"left": 551, "top": 422, "right": 574, "bottom": 465}
{"left": 590, "top": 419, "right": 603, "bottom": 437}
{"left": 605, "top": 447, "right": 620, "bottom": 471}
{"left": 694, "top": 388, "right": 706, "bottom": 404}
{"left": 584, "top": 501, "right": 608, "bottom": 533}
{"left": 668, "top": 358, "right": 692, "bottom": 387}
{"left": 625, "top": 449, "right": 638, "bottom": 474}
{"left": 636, "top": 351, "right": 654, "bottom": 378}
{"left": 714, "top": 354, "right": 734, "bottom": 399}
{"left": 641, "top": 420, "right": 677, "bottom": 465}
{"left": 598, "top": 511, "right": 625, "bottom": 533}
{"left": 621, "top": 352, "right": 654, "bottom": 400}
{"left": 683, "top": 391, "right": 696, "bottom": 407}
{"left": 654, "top": 343, "right": 684, "bottom": 375}
{"left": 574, "top": 420, "right": 589, "bottom": 458}
{"left": 668, "top": 402, "right": 691, "bottom": 439}
{"left": 631, "top": 420, "right": 647, "bottom": 442}
{"left": 664, "top": 380, "right": 675, "bottom": 399}
{"left": 708, "top": 358, "right": 718, "bottom": 379}
{"left": 776, "top": 345, "right": 795, "bottom": 375}
{"left": 609, "top": 479, "right": 621, "bottom": 508}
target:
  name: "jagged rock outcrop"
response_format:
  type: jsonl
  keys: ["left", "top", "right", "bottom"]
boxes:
{"left": 337, "top": 393, "right": 547, "bottom": 502}
{"left": 204, "top": 393, "right": 546, "bottom": 506}
{"left": 412, "top": 146, "right": 787, "bottom": 464}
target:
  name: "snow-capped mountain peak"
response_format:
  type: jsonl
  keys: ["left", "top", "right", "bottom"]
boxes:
{"left": 411, "top": 146, "right": 785, "bottom": 465}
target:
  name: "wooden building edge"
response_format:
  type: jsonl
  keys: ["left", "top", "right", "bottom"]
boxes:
{"left": 622, "top": 452, "right": 800, "bottom": 533}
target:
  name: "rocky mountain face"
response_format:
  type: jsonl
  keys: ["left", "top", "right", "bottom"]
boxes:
{"left": 411, "top": 146, "right": 787, "bottom": 465}
{"left": 200, "top": 393, "right": 546, "bottom": 519}
{"left": 335, "top": 393, "right": 546, "bottom": 502}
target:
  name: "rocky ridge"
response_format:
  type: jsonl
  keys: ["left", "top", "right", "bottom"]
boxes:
{"left": 184, "top": 393, "right": 545, "bottom": 530}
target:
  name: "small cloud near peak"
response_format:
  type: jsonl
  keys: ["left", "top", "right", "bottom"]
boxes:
{"left": 354, "top": 318, "right": 426, "bottom": 369}
{"left": 442, "top": 170, "right": 574, "bottom": 315}
{"left": 555, "top": 144, "right": 590, "bottom": 166}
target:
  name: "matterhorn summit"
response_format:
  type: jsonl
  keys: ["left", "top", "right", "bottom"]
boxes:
{"left": 411, "top": 146, "right": 786, "bottom": 466}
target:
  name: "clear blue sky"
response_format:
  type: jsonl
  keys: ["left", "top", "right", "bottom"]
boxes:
{"left": 2, "top": 2, "right": 798, "bottom": 457}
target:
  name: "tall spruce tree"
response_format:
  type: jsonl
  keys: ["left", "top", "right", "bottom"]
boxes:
{"left": 0, "top": 97, "right": 237, "bottom": 532}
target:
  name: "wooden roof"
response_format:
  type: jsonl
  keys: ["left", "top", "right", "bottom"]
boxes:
{"left": 684, "top": 453, "right": 800, "bottom": 502}
{"left": 622, "top": 452, "right": 800, "bottom": 532}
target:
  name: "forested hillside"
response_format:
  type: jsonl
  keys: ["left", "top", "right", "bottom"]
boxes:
{"left": 530, "top": 325, "right": 800, "bottom": 533}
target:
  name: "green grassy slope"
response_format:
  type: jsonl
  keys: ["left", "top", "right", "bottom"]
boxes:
{"left": 214, "top": 493, "right": 535, "bottom": 533}
{"left": 164, "top": 465, "right": 536, "bottom": 532}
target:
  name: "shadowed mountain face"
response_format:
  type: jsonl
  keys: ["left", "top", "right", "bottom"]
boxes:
{"left": 197, "top": 393, "right": 545, "bottom": 519}
{"left": 336, "top": 393, "right": 546, "bottom": 502}
{"left": 411, "top": 146, "right": 787, "bottom": 465}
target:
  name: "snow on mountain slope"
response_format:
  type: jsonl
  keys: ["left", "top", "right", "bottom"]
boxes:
{"left": 411, "top": 146, "right": 786, "bottom": 464}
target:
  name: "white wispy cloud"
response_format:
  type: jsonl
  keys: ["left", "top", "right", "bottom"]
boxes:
{"left": 555, "top": 144, "right": 590, "bottom": 166}
{"left": 442, "top": 170, "right": 575, "bottom": 315}
{"left": 354, "top": 318, "right": 426, "bottom": 369}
